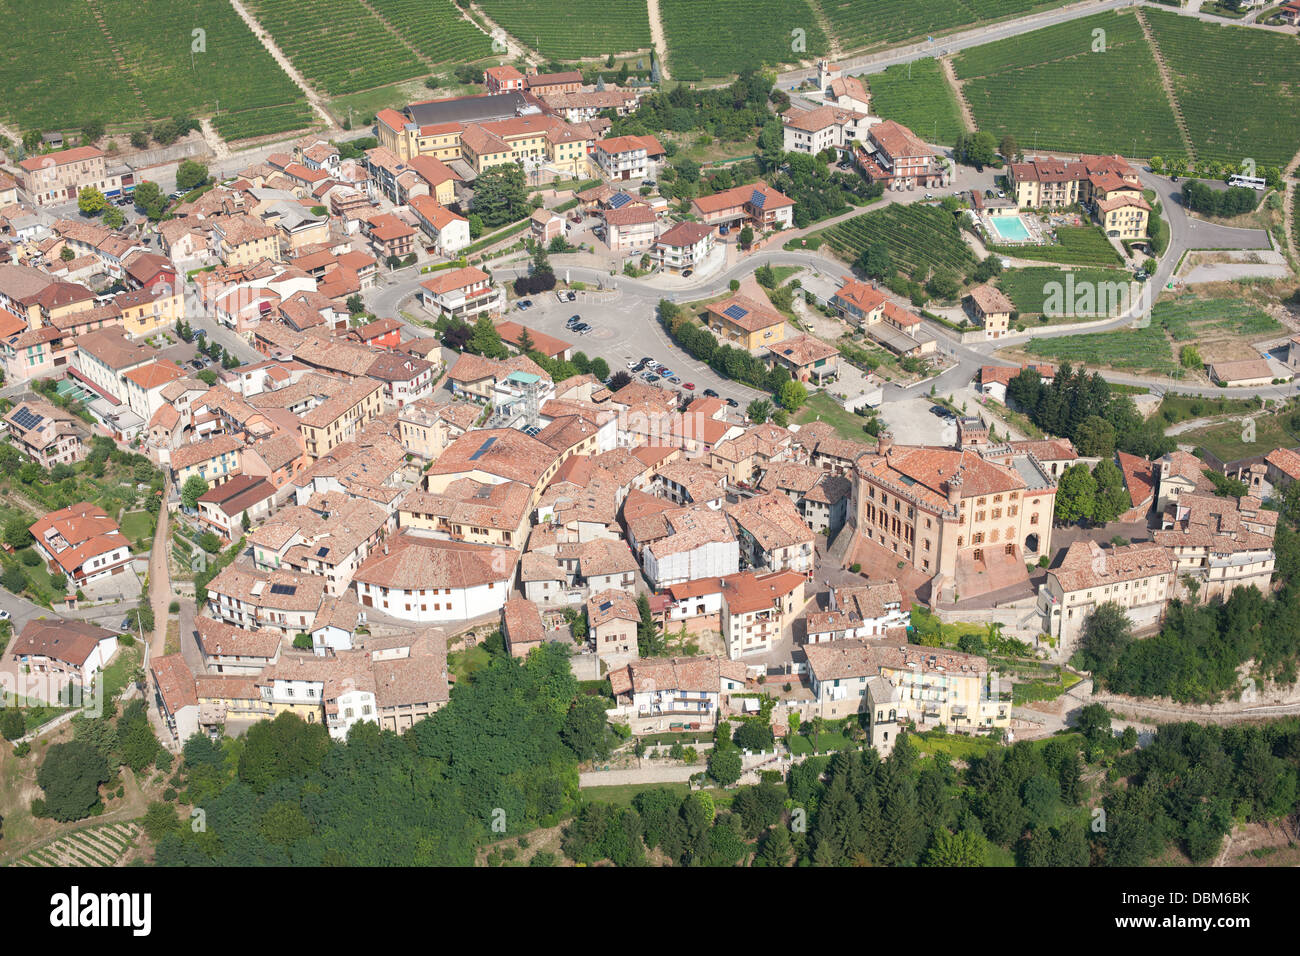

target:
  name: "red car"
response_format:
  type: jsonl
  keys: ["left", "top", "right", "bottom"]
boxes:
{"left": 683, "top": 382, "right": 696, "bottom": 390}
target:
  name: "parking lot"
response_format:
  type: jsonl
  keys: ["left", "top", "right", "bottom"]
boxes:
{"left": 504, "top": 288, "right": 768, "bottom": 412}
{"left": 878, "top": 396, "right": 955, "bottom": 446}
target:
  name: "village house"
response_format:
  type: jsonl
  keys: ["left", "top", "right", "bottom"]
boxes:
{"left": 703, "top": 293, "right": 787, "bottom": 352}
{"left": 351, "top": 531, "right": 518, "bottom": 624}
{"left": 964, "top": 284, "right": 1015, "bottom": 339}
{"left": 3, "top": 397, "right": 88, "bottom": 466}
{"left": 804, "top": 581, "right": 908, "bottom": 643}
{"left": 196, "top": 474, "right": 278, "bottom": 541}
{"left": 720, "top": 570, "right": 806, "bottom": 659}
{"left": 726, "top": 492, "right": 817, "bottom": 574}
{"left": 608, "top": 656, "right": 748, "bottom": 733}
{"left": 586, "top": 588, "right": 640, "bottom": 666}
{"left": 9, "top": 618, "right": 119, "bottom": 692}
{"left": 1040, "top": 539, "right": 1172, "bottom": 656}
{"left": 204, "top": 564, "right": 328, "bottom": 636}
{"left": 419, "top": 266, "right": 504, "bottom": 319}
{"left": 690, "top": 182, "right": 795, "bottom": 234}
{"left": 29, "top": 503, "right": 132, "bottom": 587}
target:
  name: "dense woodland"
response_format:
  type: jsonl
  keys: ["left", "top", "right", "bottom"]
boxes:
{"left": 1007, "top": 364, "right": 1176, "bottom": 460}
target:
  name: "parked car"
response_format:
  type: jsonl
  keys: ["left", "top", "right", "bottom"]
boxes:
{"left": 0, "top": 609, "right": 10, "bottom": 621}
{"left": 703, "top": 388, "right": 719, "bottom": 398}
{"left": 517, "top": 299, "right": 532, "bottom": 310}
{"left": 642, "top": 179, "right": 656, "bottom": 187}
{"left": 574, "top": 324, "right": 592, "bottom": 334}
{"left": 644, "top": 373, "right": 660, "bottom": 383}
{"left": 626, "top": 360, "right": 639, "bottom": 370}
{"left": 924, "top": 193, "right": 934, "bottom": 201}
{"left": 681, "top": 269, "right": 693, "bottom": 278}
{"left": 725, "top": 398, "right": 739, "bottom": 407}
{"left": 566, "top": 291, "right": 577, "bottom": 302}
{"left": 120, "top": 615, "right": 132, "bottom": 631}
{"left": 667, "top": 376, "right": 681, "bottom": 385}
{"left": 567, "top": 314, "right": 582, "bottom": 326}
{"left": 682, "top": 382, "right": 696, "bottom": 390}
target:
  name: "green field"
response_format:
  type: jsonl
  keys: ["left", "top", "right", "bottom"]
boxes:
{"left": 1021, "top": 324, "right": 1180, "bottom": 376}
{"left": 865, "top": 58, "right": 966, "bottom": 146}
{"left": 794, "top": 391, "right": 872, "bottom": 441}
{"left": 996, "top": 266, "right": 1130, "bottom": 315}
{"left": 0, "top": 0, "right": 310, "bottom": 139}
{"left": 479, "top": 0, "right": 651, "bottom": 59}
{"left": 988, "top": 226, "right": 1124, "bottom": 267}
{"left": 1144, "top": 9, "right": 1300, "bottom": 166}
{"left": 819, "top": 0, "right": 1067, "bottom": 53}
{"left": 1152, "top": 296, "right": 1282, "bottom": 342}
{"left": 821, "top": 203, "right": 977, "bottom": 280}
{"left": 119, "top": 511, "right": 155, "bottom": 543}
{"left": 954, "top": 10, "right": 1184, "bottom": 158}
{"left": 1183, "top": 411, "right": 1300, "bottom": 463}
{"left": 660, "top": 0, "right": 827, "bottom": 81}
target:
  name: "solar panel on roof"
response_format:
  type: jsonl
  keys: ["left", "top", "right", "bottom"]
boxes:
{"left": 608, "top": 192, "right": 632, "bottom": 209}
{"left": 316, "top": 546, "right": 330, "bottom": 557}
{"left": 468, "top": 436, "right": 498, "bottom": 460}
{"left": 723, "top": 304, "right": 748, "bottom": 321}
{"left": 269, "top": 583, "right": 297, "bottom": 596}
{"left": 599, "top": 601, "right": 612, "bottom": 612}
{"left": 750, "top": 189, "right": 766, "bottom": 208}
{"left": 10, "top": 408, "right": 44, "bottom": 431}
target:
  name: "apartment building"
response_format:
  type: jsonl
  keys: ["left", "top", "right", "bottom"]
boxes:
{"left": 351, "top": 531, "right": 518, "bottom": 624}
{"left": 855, "top": 120, "right": 946, "bottom": 190}
{"left": 249, "top": 494, "right": 394, "bottom": 595}
{"left": 690, "top": 182, "right": 795, "bottom": 233}
{"left": 654, "top": 221, "right": 715, "bottom": 273}
{"left": 14, "top": 146, "right": 128, "bottom": 206}
{"left": 804, "top": 640, "right": 1009, "bottom": 754}
{"left": 782, "top": 104, "right": 872, "bottom": 155}
{"left": 204, "top": 565, "right": 328, "bottom": 636}
{"left": 1040, "top": 539, "right": 1172, "bottom": 655}
{"left": 719, "top": 570, "right": 806, "bottom": 659}
{"left": 725, "top": 492, "right": 816, "bottom": 574}
{"left": 593, "top": 136, "right": 650, "bottom": 181}
{"left": 298, "top": 378, "right": 385, "bottom": 459}
{"left": 419, "top": 266, "right": 504, "bottom": 319}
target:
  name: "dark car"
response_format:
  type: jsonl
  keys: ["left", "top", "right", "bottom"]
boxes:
{"left": 930, "top": 406, "right": 955, "bottom": 419}
{"left": 566, "top": 291, "right": 577, "bottom": 302}
{"left": 703, "top": 388, "right": 719, "bottom": 398}
{"left": 568, "top": 314, "right": 581, "bottom": 325}
{"left": 725, "top": 398, "right": 739, "bottom": 407}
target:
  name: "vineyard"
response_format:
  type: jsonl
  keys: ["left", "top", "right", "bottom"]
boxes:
{"left": 988, "top": 226, "right": 1123, "bottom": 267}
{"left": 212, "top": 103, "right": 316, "bottom": 141}
{"left": 14, "top": 822, "right": 142, "bottom": 867}
{"left": 817, "top": 0, "right": 1064, "bottom": 54}
{"left": 477, "top": 0, "right": 651, "bottom": 59}
{"left": 1021, "top": 325, "right": 1181, "bottom": 376}
{"left": 995, "top": 266, "right": 1129, "bottom": 315}
{"left": 821, "top": 204, "right": 976, "bottom": 280}
{"left": 1143, "top": 9, "right": 1300, "bottom": 166}
{"left": 954, "top": 11, "right": 1184, "bottom": 157}
{"left": 660, "top": 0, "right": 827, "bottom": 81}
{"left": 865, "top": 58, "right": 965, "bottom": 146}
{"left": 0, "top": 0, "right": 309, "bottom": 139}
{"left": 369, "top": 0, "right": 493, "bottom": 65}
{"left": 1153, "top": 295, "right": 1282, "bottom": 342}
{"left": 245, "top": 0, "right": 428, "bottom": 95}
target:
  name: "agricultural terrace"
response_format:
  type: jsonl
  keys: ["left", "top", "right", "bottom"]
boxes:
{"left": 1144, "top": 9, "right": 1300, "bottom": 167}
{"left": 369, "top": 0, "right": 493, "bottom": 65}
{"left": 245, "top": 0, "right": 430, "bottom": 95}
{"left": 0, "top": 0, "right": 309, "bottom": 139}
{"left": 818, "top": 0, "right": 1065, "bottom": 53}
{"left": 660, "top": 0, "right": 827, "bottom": 82}
{"left": 995, "top": 266, "right": 1130, "bottom": 316}
{"left": 953, "top": 11, "right": 1184, "bottom": 157}
{"left": 477, "top": 0, "right": 651, "bottom": 59}
{"left": 1153, "top": 295, "right": 1282, "bottom": 343}
{"left": 1020, "top": 324, "right": 1182, "bottom": 376}
{"left": 821, "top": 204, "right": 976, "bottom": 282}
{"left": 13, "top": 822, "right": 142, "bottom": 868}
{"left": 865, "top": 58, "right": 966, "bottom": 147}
{"left": 988, "top": 226, "right": 1123, "bottom": 267}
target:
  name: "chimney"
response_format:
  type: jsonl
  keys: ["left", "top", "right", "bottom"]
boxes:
{"left": 877, "top": 431, "right": 893, "bottom": 455}
{"left": 827, "top": 584, "right": 838, "bottom": 611}
{"left": 946, "top": 473, "right": 962, "bottom": 507}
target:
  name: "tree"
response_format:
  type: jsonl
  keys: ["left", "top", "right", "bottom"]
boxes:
{"left": 22, "top": 129, "right": 42, "bottom": 152}
{"left": 636, "top": 593, "right": 663, "bottom": 656}
{"left": 346, "top": 295, "right": 364, "bottom": 315}
{"left": 181, "top": 475, "right": 209, "bottom": 509}
{"left": 132, "top": 181, "right": 167, "bottom": 220}
{"left": 738, "top": 225, "right": 754, "bottom": 248}
{"left": 1054, "top": 463, "right": 1097, "bottom": 524}
{"left": 3, "top": 516, "right": 32, "bottom": 550}
{"left": 78, "top": 186, "right": 107, "bottom": 215}
{"left": 0, "top": 708, "right": 25, "bottom": 741}
{"left": 708, "top": 739, "right": 743, "bottom": 787}
{"left": 999, "top": 134, "right": 1021, "bottom": 163}
{"left": 858, "top": 240, "right": 893, "bottom": 280}
{"left": 175, "top": 159, "right": 209, "bottom": 192}
{"left": 1074, "top": 415, "right": 1116, "bottom": 458}
{"left": 607, "top": 370, "right": 632, "bottom": 392}
{"left": 1075, "top": 703, "right": 1112, "bottom": 745}
{"left": 467, "top": 213, "right": 484, "bottom": 239}
{"left": 129, "top": 130, "right": 149, "bottom": 150}
{"left": 60, "top": 246, "right": 76, "bottom": 262}
{"left": 36, "top": 739, "right": 110, "bottom": 822}
{"left": 103, "top": 205, "right": 125, "bottom": 229}
{"left": 471, "top": 163, "right": 530, "bottom": 228}
{"left": 754, "top": 264, "right": 776, "bottom": 288}
{"left": 1180, "top": 344, "right": 1202, "bottom": 369}
{"left": 924, "top": 828, "right": 987, "bottom": 866}
{"left": 778, "top": 378, "right": 807, "bottom": 411}
{"left": 734, "top": 720, "right": 774, "bottom": 752}
{"left": 747, "top": 398, "right": 772, "bottom": 423}
{"left": 468, "top": 315, "right": 507, "bottom": 358}
{"left": 755, "top": 823, "right": 793, "bottom": 866}
{"left": 1092, "top": 459, "right": 1131, "bottom": 524}
{"left": 1074, "top": 602, "right": 1133, "bottom": 675}
{"left": 588, "top": 357, "right": 610, "bottom": 381}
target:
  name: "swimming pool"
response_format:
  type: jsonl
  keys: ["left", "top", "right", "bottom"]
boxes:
{"left": 987, "top": 215, "right": 1032, "bottom": 242}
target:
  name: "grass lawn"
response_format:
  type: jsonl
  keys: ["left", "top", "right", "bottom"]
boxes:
{"left": 788, "top": 731, "right": 854, "bottom": 754}
{"left": 1181, "top": 411, "right": 1300, "bottom": 463}
{"left": 448, "top": 644, "right": 492, "bottom": 684}
{"left": 1155, "top": 393, "right": 1261, "bottom": 427}
{"left": 95, "top": 643, "right": 142, "bottom": 708}
{"left": 1012, "top": 669, "right": 1083, "bottom": 706}
{"left": 795, "top": 392, "right": 872, "bottom": 442}
{"left": 912, "top": 731, "right": 998, "bottom": 761}
{"left": 119, "top": 511, "right": 154, "bottom": 542}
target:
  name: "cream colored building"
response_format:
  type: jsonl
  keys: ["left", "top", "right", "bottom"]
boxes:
{"left": 1040, "top": 540, "right": 1172, "bottom": 657}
